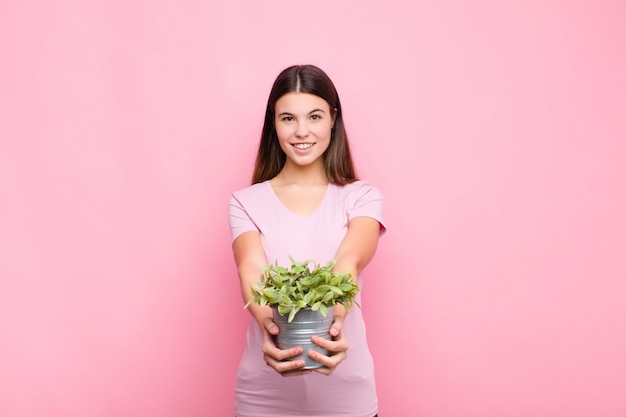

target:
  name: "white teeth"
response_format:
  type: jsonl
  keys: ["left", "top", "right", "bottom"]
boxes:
{"left": 294, "top": 143, "right": 313, "bottom": 150}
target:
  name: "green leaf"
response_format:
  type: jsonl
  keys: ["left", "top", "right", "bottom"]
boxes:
{"left": 329, "top": 286, "right": 343, "bottom": 295}
{"left": 303, "top": 291, "right": 315, "bottom": 305}
{"left": 275, "top": 265, "right": 289, "bottom": 274}
{"left": 263, "top": 288, "right": 278, "bottom": 297}
{"left": 278, "top": 305, "right": 290, "bottom": 316}
{"left": 288, "top": 308, "right": 298, "bottom": 323}
{"left": 244, "top": 257, "right": 361, "bottom": 313}
{"left": 322, "top": 291, "right": 334, "bottom": 303}
{"left": 291, "top": 265, "right": 305, "bottom": 274}
{"left": 320, "top": 304, "right": 328, "bottom": 316}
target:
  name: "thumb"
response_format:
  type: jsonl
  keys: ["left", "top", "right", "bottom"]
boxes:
{"left": 330, "top": 315, "right": 344, "bottom": 338}
{"left": 263, "top": 316, "right": 279, "bottom": 335}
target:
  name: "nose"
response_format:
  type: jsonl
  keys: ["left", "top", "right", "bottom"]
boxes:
{"left": 295, "top": 121, "right": 309, "bottom": 138}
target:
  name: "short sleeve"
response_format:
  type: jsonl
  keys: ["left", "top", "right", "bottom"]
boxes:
{"left": 347, "top": 182, "right": 386, "bottom": 235}
{"left": 228, "top": 194, "right": 260, "bottom": 242}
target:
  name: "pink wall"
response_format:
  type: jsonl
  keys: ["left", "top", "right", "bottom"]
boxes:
{"left": 1, "top": 1, "right": 625, "bottom": 416}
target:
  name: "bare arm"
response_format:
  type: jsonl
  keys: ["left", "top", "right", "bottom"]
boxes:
{"left": 232, "top": 231, "right": 271, "bottom": 326}
{"left": 309, "top": 216, "right": 382, "bottom": 374}
{"left": 232, "top": 231, "right": 311, "bottom": 376}
{"left": 334, "top": 216, "right": 381, "bottom": 281}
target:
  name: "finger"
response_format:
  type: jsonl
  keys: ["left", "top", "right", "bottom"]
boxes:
{"left": 329, "top": 315, "right": 344, "bottom": 338}
{"left": 308, "top": 350, "right": 347, "bottom": 375}
{"left": 262, "top": 316, "right": 279, "bottom": 335}
{"left": 264, "top": 354, "right": 311, "bottom": 376}
{"left": 261, "top": 326, "right": 308, "bottom": 362}
{"left": 262, "top": 334, "right": 304, "bottom": 361}
{"left": 265, "top": 346, "right": 306, "bottom": 361}
{"left": 311, "top": 334, "right": 349, "bottom": 354}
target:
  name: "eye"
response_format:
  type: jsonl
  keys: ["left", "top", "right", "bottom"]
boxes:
{"left": 281, "top": 116, "right": 294, "bottom": 122}
{"left": 310, "top": 114, "right": 322, "bottom": 121}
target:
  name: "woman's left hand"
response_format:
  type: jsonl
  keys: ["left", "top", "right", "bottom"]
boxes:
{"left": 309, "top": 315, "right": 349, "bottom": 375}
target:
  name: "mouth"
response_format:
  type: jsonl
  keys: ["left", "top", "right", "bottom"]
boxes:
{"left": 291, "top": 143, "right": 315, "bottom": 150}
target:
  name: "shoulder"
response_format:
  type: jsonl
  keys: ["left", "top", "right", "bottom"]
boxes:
{"left": 329, "top": 180, "right": 385, "bottom": 212}
{"left": 335, "top": 180, "right": 384, "bottom": 200}
{"left": 231, "top": 181, "right": 269, "bottom": 203}
{"left": 335, "top": 180, "right": 386, "bottom": 231}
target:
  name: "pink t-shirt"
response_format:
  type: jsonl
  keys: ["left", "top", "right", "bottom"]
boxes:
{"left": 229, "top": 180, "right": 385, "bottom": 417}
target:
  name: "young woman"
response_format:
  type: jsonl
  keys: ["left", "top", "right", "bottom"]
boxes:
{"left": 228, "top": 64, "right": 385, "bottom": 417}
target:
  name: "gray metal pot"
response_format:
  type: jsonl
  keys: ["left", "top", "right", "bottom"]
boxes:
{"left": 273, "top": 307, "right": 334, "bottom": 369}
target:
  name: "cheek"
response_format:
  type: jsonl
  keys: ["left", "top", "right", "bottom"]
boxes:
{"left": 275, "top": 130, "right": 291, "bottom": 152}
{"left": 274, "top": 125, "right": 291, "bottom": 142}
{"left": 313, "top": 124, "right": 333, "bottom": 140}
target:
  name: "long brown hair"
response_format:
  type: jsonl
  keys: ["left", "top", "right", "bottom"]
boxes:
{"left": 252, "top": 65, "right": 357, "bottom": 185}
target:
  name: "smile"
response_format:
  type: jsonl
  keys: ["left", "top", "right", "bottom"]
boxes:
{"left": 292, "top": 143, "right": 314, "bottom": 150}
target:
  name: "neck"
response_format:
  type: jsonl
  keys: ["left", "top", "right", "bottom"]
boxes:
{"left": 275, "top": 160, "right": 328, "bottom": 186}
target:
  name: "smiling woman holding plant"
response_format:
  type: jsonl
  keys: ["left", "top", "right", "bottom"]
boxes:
{"left": 228, "top": 64, "right": 385, "bottom": 417}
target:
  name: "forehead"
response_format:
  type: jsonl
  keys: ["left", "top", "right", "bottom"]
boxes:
{"left": 275, "top": 92, "right": 330, "bottom": 114}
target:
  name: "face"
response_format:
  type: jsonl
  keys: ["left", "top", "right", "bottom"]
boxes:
{"left": 274, "top": 92, "right": 335, "bottom": 168}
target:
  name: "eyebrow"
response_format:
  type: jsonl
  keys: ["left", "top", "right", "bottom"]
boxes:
{"left": 277, "top": 109, "right": 327, "bottom": 117}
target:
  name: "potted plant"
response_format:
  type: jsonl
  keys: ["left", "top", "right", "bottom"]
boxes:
{"left": 245, "top": 256, "right": 360, "bottom": 369}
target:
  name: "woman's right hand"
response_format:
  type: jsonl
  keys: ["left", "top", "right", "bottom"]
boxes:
{"left": 260, "top": 316, "right": 312, "bottom": 377}
{"left": 232, "top": 232, "right": 311, "bottom": 376}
